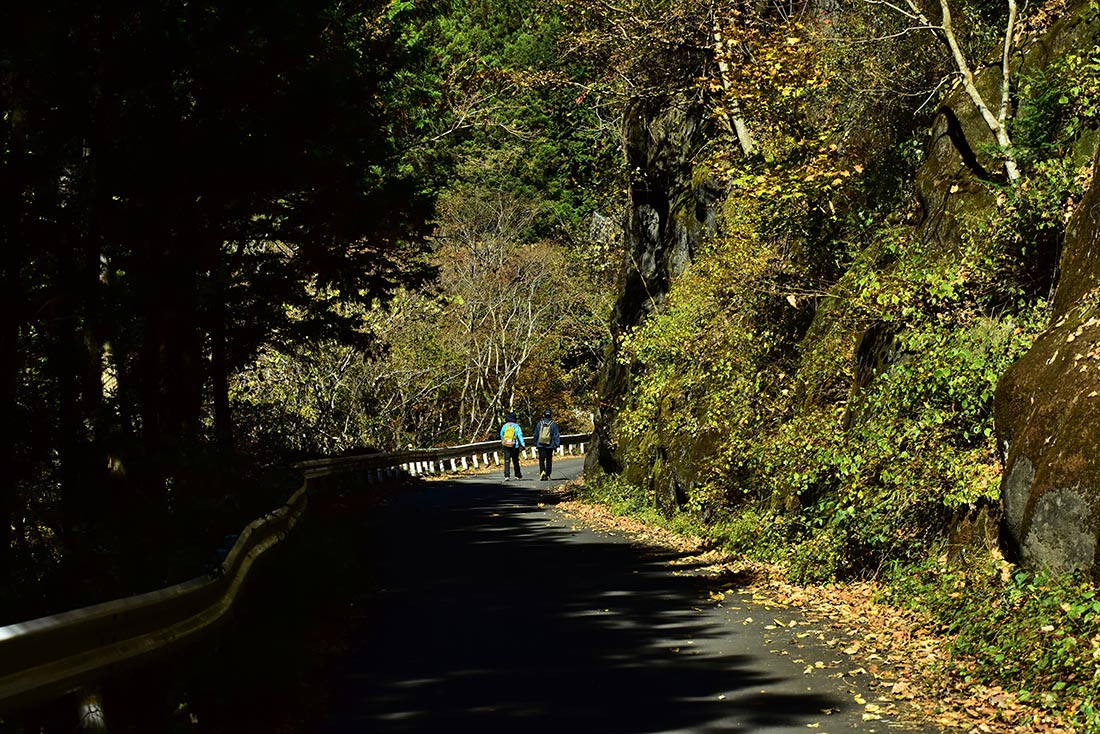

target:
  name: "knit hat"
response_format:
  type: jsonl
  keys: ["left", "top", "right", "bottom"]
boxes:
{"left": 506, "top": 411, "right": 517, "bottom": 421}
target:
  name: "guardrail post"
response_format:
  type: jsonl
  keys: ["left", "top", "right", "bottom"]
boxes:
{"left": 77, "top": 688, "right": 107, "bottom": 732}
{"left": 492, "top": 451, "right": 500, "bottom": 466}
{"left": 460, "top": 457, "right": 468, "bottom": 470}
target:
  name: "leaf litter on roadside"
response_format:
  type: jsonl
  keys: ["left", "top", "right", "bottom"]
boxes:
{"left": 556, "top": 496, "right": 1076, "bottom": 734}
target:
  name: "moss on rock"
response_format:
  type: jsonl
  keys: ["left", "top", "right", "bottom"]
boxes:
{"left": 996, "top": 143, "right": 1100, "bottom": 575}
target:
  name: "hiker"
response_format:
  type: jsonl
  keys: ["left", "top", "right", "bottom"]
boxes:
{"left": 500, "top": 411, "right": 525, "bottom": 480}
{"left": 533, "top": 409, "right": 561, "bottom": 480}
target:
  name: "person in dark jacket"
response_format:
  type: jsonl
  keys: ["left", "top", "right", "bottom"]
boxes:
{"left": 533, "top": 409, "right": 561, "bottom": 480}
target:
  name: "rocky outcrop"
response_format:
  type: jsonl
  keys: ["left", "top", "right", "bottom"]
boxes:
{"left": 856, "top": 10, "right": 1099, "bottom": 414}
{"left": 995, "top": 143, "right": 1100, "bottom": 574}
{"left": 918, "top": 5, "right": 1099, "bottom": 251}
{"left": 588, "top": 1, "right": 1100, "bottom": 556}
{"left": 988, "top": 5, "right": 1100, "bottom": 575}
{"left": 584, "top": 97, "right": 721, "bottom": 509}
{"left": 915, "top": 68, "right": 1002, "bottom": 252}
{"left": 848, "top": 3, "right": 1100, "bottom": 574}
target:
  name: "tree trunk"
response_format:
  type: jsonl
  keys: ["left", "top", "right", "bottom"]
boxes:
{"left": 0, "top": 248, "right": 19, "bottom": 594}
{"left": 898, "top": 0, "right": 1022, "bottom": 182}
{"left": 938, "top": 0, "right": 1020, "bottom": 181}
{"left": 0, "top": 91, "right": 24, "bottom": 594}
{"left": 145, "top": 239, "right": 205, "bottom": 492}
{"left": 55, "top": 319, "right": 89, "bottom": 572}
{"left": 210, "top": 264, "right": 233, "bottom": 452}
{"left": 54, "top": 199, "right": 107, "bottom": 585}
{"left": 711, "top": 12, "right": 755, "bottom": 157}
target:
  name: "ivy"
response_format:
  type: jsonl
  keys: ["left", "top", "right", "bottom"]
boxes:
{"left": 887, "top": 556, "right": 1100, "bottom": 731}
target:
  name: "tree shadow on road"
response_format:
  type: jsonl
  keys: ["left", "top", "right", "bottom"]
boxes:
{"left": 302, "top": 476, "right": 845, "bottom": 734}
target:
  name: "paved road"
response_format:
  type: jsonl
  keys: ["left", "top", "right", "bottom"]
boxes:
{"left": 288, "top": 457, "right": 935, "bottom": 734}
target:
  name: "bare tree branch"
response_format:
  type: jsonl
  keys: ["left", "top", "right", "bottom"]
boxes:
{"left": 866, "top": 0, "right": 1021, "bottom": 182}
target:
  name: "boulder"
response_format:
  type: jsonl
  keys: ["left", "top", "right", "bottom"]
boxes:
{"left": 996, "top": 143, "right": 1100, "bottom": 574}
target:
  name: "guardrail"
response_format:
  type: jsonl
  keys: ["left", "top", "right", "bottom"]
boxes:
{"left": 0, "top": 432, "right": 590, "bottom": 720}
{"left": 297, "top": 433, "right": 591, "bottom": 480}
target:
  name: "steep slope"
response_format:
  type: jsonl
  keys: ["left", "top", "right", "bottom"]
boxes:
{"left": 588, "top": 0, "right": 1100, "bottom": 578}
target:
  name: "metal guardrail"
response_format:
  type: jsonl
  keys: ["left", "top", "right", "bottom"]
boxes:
{"left": 297, "top": 433, "right": 591, "bottom": 480}
{"left": 0, "top": 432, "right": 590, "bottom": 717}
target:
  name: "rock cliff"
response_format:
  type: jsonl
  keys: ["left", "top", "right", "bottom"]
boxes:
{"left": 585, "top": 98, "right": 721, "bottom": 508}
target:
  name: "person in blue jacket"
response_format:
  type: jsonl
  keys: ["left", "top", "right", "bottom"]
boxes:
{"left": 533, "top": 409, "right": 561, "bottom": 480}
{"left": 500, "top": 411, "right": 525, "bottom": 480}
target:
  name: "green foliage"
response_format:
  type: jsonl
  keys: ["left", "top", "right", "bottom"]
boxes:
{"left": 555, "top": 0, "right": 713, "bottom": 100}
{"left": 886, "top": 556, "right": 1100, "bottom": 731}
{"left": 577, "top": 474, "right": 793, "bottom": 559}
{"left": 598, "top": 0, "right": 1069, "bottom": 581}
{"left": 429, "top": 0, "right": 623, "bottom": 241}
{"left": 785, "top": 316, "right": 1040, "bottom": 580}
{"left": 614, "top": 225, "right": 792, "bottom": 479}
{"left": 576, "top": 475, "right": 666, "bottom": 525}
{"left": 229, "top": 0, "right": 625, "bottom": 464}
{"left": 1015, "top": 44, "right": 1100, "bottom": 163}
